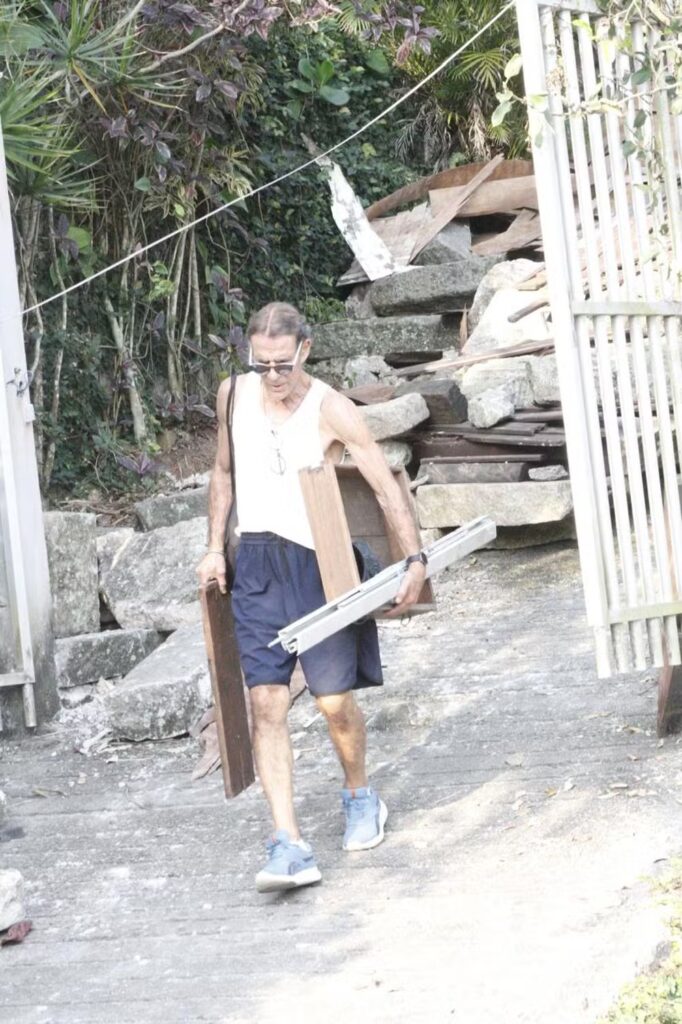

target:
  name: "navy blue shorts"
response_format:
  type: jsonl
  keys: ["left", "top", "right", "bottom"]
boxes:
{"left": 231, "top": 532, "right": 383, "bottom": 697}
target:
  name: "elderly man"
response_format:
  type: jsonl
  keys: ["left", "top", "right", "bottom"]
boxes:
{"left": 197, "top": 301, "right": 427, "bottom": 893}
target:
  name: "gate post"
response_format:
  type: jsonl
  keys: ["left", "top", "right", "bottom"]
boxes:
{"left": 0, "top": 121, "right": 59, "bottom": 732}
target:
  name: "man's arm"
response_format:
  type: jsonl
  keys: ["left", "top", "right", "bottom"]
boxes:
{"left": 321, "top": 390, "right": 426, "bottom": 617}
{"left": 197, "top": 377, "right": 234, "bottom": 594}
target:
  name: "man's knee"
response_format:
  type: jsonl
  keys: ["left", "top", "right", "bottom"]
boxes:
{"left": 316, "top": 691, "right": 358, "bottom": 728}
{"left": 249, "top": 684, "right": 290, "bottom": 730}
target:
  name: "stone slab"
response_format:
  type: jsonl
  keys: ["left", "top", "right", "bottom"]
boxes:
{"left": 44, "top": 512, "right": 100, "bottom": 638}
{"left": 379, "top": 441, "right": 412, "bottom": 469}
{"left": 0, "top": 868, "right": 25, "bottom": 931}
{"left": 468, "top": 258, "right": 540, "bottom": 330}
{"left": 0, "top": 788, "right": 7, "bottom": 825}
{"left": 416, "top": 480, "right": 574, "bottom": 527}
{"left": 484, "top": 517, "right": 577, "bottom": 548}
{"left": 135, "top": 489, "right": 208, "bottom": 531}
{"left": 55, "top": 629, "right": 164, "bottom": 688}
{"left": 310, "top": 315, "right": 454, "bottom": 360}
{"left": 362, "top": 393, "right": 430, "bottom": 442}
{"left": 99, "top": 517, "right": 207, "bottom": 631}
{"left": 529, "top": 465, "right": 568, "bottom": 482}
{"left": 421, "top": 460, "right": 529, "bottom": 484}
{"left": 344, "top": 355, "right": 395, "bottom": 388}
{"left": 369, "top": 257, "right": 498, "bottom": 316}
{"left": 103, "top": 623, "right": 211, "bottom": 741}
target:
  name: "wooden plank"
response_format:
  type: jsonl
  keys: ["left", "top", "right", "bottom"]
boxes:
{"left": 657, "top": 663, "right": 682, "bottom": 736}
{"left": 335, "top": 465, "right": 435, "bottom": 611}
{"left": 365, "top": 159, "right": 534, "bottom": 221}
{"left": 199, "top": 583, "right": 254, "bottom": 799}
{"left": 472, "top": 210, "right": 543, "bottom": 256}
{"left": 299, "top": 461, "right": 361, "bottom": 600}
{"left": 429, "top": 177, "right": 539, "bottom": 219}
{"left": 410, "top": 155, "right": 504, "bottom": 261}
{"left": 393, "top": 338, "right": 555, "bottom": 378}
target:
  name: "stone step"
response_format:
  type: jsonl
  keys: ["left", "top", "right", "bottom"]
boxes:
{"left": 368, "top": 257, "right": 498, "bottom": 316}
{"left": 55, "top": 628, "right": 164, "bottom": 688}
{"left": 310, "top": 315, "right": 454, "bottom": 360}
{"left": 416, "top": 480, "right": 574, "bottom": 528}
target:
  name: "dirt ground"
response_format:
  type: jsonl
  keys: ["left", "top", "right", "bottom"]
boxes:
{"left": 2, "top": 543, "right": 682, "bottom": 1024}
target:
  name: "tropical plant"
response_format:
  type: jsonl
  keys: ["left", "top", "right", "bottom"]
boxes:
{"left": 393, "top": 0, "right": 526, "bottom": 167}
{"left": 1, "top": 0, "right": 430, "bottom": 495}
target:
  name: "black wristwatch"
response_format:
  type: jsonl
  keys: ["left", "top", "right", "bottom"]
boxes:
{"left": 405, "top": 551, "right": 428, "bottom": 569}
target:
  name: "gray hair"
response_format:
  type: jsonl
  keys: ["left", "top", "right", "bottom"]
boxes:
{"left": 246, "top": 302, "right": 311, "bottom": 342}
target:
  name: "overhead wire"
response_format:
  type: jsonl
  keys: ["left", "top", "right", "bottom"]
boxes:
{"left": 11, "top": 1, "right": 515, "bottom": 322}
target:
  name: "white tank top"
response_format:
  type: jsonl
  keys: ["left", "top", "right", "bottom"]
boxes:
{"left": 232, "top": 372, "right": 331, "bottom": 549}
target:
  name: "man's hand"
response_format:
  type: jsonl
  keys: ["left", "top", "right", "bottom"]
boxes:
{"left": 197, "top": 551, "right": 228, "bottom": 594}
{"left": 383, "top": 562, "right": 426, "bottom": 619}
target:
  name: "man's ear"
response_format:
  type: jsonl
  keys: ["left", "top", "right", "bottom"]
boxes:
{"left": 301, "top": 338, "right": 312, "bottom": 363}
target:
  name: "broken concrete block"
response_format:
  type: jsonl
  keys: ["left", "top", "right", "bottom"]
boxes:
{"left": 345, "top": 283, "right": 374, "bottom": 319}
{"left": 311, "top": 315, "right": 453, "bottom": 360}
{"left": 464, "top": 288, "right": 552, "bottom": 355}
{"left": 528, "top": 353, "right": 560, "bottom": 405}
{"left": 369, "top": 258, "right": 498, "bottom": 316}
{"left": 104, "top": 623, "right": 211, "bottom": 741}
{"left": 413, "top": 221, "right": 472, "bottom": 265}
{"left": 459, "top": 357, "right": 534, "bottom": 409}
{"left": 55, "top": 628, "right": 163, "bottom": 688}
{"left": 362, "top": 393, "right": 429, "bottom": 442}
{"left": 468, "top": 258, "right": 540, "bottom": 330}
{"left": 135, "top": 488, "right": 208, "bottom": 531}
{"left": 44, "top": 512, "right": 100, "bottom": 638}
{"left": 344, "top": 355, "right": 394, "bottom": 388}
{"left": 395, "top": 377, "right": 468, "bottom": 424}
{"left": 379, "top": 441, "right": 412, "bottom": 469}
{"left": 468, "top": 385, "right": 515, "bottom": 429}
{"left": 99, "top": 517, "right": 206, "bottom": 631}
{"left": 529, "top": 465, "right": 568, "bottom": 481}
{"left": 416, "top": 481, "right": 573, "bottom": 528}
{"left": 0, "top": 869, "right": 25, "bottom": 931}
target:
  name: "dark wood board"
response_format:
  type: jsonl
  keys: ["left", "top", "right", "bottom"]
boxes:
{"left": 199, "top": 582, "right": 255, "bottom": 798}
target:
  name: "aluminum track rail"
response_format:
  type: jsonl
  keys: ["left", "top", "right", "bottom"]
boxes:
{"left": 271, "top": 517, "right": 496, "bottom": 656}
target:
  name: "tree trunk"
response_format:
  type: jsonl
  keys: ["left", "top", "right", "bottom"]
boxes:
{"left": 103, "top": 293, "right": 149, "bottom": 447}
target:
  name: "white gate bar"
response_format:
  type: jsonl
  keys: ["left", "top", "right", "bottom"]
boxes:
{"left": 518, "top": 0, "right": 614, "bottom": 675}
{"left": 596, "top": 24, "right": 677, "bottom": 662}
{"left": 580, "top": 16, "right": 679, "bottom": 664}
{"left": 548, "top": 8, "right": 635, "bottom": 666}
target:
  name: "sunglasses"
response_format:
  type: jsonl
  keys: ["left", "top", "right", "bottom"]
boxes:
{"left": 249, "top": 340, "right": 303, "bottom": 377}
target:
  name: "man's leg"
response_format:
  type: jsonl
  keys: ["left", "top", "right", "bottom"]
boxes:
{"left": 315, "top": 691, "right": 368, "bottom": 789}
{"left": 250, "top": 684, "right": 300, "bottom": 839}
{"left": 316, "top": 690, "right": 387, "bottom": 851}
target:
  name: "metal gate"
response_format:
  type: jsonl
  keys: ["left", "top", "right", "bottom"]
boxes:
{"left": 516, "top": 0, "right": 682, "bottom": 676}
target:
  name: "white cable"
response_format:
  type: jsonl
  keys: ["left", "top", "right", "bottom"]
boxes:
{"left": 14, "top": 2, "right": 515, "bottom": 320}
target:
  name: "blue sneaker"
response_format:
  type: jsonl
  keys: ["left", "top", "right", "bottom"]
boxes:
{"left": 255, "top": 830, "right": 322, "bottom": 893}
{"left": 342, "top": 787, "right": 388, "bottom": 851}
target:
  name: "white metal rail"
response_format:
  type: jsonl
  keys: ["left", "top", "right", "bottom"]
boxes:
{"left": 517, "top": 0, "right": 682, "bottom": 675}
{"left": 271, "top": 517, "right": 496, "bottom": 656}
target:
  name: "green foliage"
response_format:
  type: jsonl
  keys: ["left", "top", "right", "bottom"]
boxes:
{"left": 600, "top": 862, "right": 682, "bottom": 1024}
{"left": 2, "top": 2, "right": 430, "bottom": 497}
{"left": 394, "top": 0, "right": 528, "bottom": 165}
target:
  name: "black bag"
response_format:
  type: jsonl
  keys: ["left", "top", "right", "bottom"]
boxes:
{"left": 223, "top": 372, "right": 239, "bottom": 589}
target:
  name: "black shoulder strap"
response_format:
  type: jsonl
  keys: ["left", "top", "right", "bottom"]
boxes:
{"left": 226, "top": 371, "right": 237, "bottom": 494}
